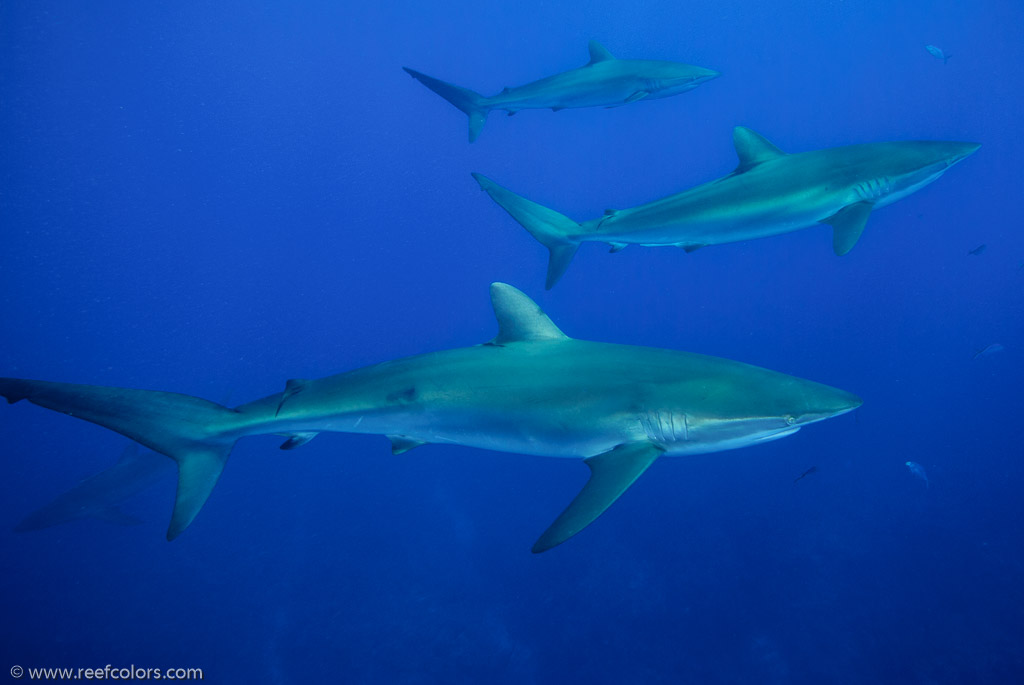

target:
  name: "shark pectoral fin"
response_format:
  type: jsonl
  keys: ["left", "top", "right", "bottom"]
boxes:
{"left": 822, "top": 201, "right": 873, "bottom": 256}
{"left": 489, "top": 282, "right": 569, "bottom": 344}
{"left": 168, "top": 445, "right": 232, "bottom": 541}
{"left": 276, "top": 378, "right": 309, "bottom": 416}
{"left": 279, "top": 432, "right": 319, "bottom": 450}
{"left": 608, "top": 242, "right": 628, "bottom": 253}
{"left": 532, "top": 442, "right": 664, "bottom": 553}
{"left": 732, "top": 127, "right": 786, "bottom": 172}
{"left": 387, "top": 435, "right": 427, "bottom": 455}
{"left": 93, "top": 506, "right": 144, "bottom": 526}
{"left": 587, "top": 40, "right": 615, "bottom": 64}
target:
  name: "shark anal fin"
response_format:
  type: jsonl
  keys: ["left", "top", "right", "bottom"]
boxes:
{"left": 387, "top": 435, "right": 427, "bottom": 455}
{"left": 732, "top": 126, "right": 786, "bottom": 172}
{"left": 276, "top": 379, "right": 309, "bottom": 416}
{"left": 587, "top": 40, "right": 615, "bottom": 64}
{"left": 682, "top": 244, "right": 706, "bottom": 253}
{"left": 822, "top": 201, "right": 873, "bottom": 256}
{"left": 551, "top": 106, "right": 564, "bottom": 112}
{"left": 532, "top": 441, "right": 663, "bottom": 553}
{"left": 608, "top": 242, "right": 628, "bottom": 253}
{"left": 279, "top": 432, "right": 319, "bottom": 450}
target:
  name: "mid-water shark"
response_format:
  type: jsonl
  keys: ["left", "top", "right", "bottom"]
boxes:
{"left": 403, "top": 41, "right": 718, "bottom": 142}
{"left": 474, "top": 127, "right": 980, "bottom": 288}
{"left": 15, "top": 443, "right": 172, "bottom": 532}
{"left": 0, "top": 284, "right": 860, "bottom": 552}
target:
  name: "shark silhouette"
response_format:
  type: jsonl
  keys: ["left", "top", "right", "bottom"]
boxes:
{"left": 0, "top": 284, "right": 859, "bottom": 552}
{"left": 474, "top": 127, "right": 979, "bottom": 288}
{"left": 404, "top": 40, "right": 718, "bottom": 142}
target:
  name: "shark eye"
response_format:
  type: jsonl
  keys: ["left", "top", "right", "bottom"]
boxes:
{"left": 785, "top": 415, "right": 797, "bottom": 426}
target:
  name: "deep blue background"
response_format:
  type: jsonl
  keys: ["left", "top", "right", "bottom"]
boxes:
{"left": 2, "top": 1, "right": 1022, "bottom": 683}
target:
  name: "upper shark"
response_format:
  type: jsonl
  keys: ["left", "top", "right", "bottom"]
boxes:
{"left": 0, "top": 284, "right": 859, "bottom": 552}
{"left": 403, "top": 40, "right": 719, "bottom": 142}
{"left": 473, "top": 127, "right": 981, "bottom": 288}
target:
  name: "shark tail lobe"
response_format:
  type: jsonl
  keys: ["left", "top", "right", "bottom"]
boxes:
{"left": 471, "top": 173, "right": 581, "bottom": 289}
{"left": 0, "top": 378, "right": 242, "bottom": 541}
{"left": 403, "top": 67, "right": 490, "bottom": 142}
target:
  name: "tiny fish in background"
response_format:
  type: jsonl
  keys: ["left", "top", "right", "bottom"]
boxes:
{"left": 905, "top": 461, "right": 929, "bottom": 488}
{"left": 973, "top": 343, "right": 1005, "bottom": 360}
{"left": 926, "top": 45, "right": 950, "bottom": 64}
{"left": 967, "top": 244, "right": 987, "bottom": 256}
{"left": 793, "top": 466, "right": 817, "bottom": 483}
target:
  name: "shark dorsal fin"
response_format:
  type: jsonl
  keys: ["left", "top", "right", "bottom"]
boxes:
{"left": 588, "top": 40, "right": 615, "bottom": 64}
{"left": 733, "top": 126, "right": 786, "bottom": 172}
{"left": 489, "top": 283, "right": 567, "bottom": 344}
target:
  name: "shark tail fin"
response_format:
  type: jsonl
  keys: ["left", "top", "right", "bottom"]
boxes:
{"left": 0, "top": 378, "right": 242, "bottom": 541}
{"left": 403, "top": 67, "right": 490, "bottom": 142}
{"left": 471, "top": 173, "right": 581, "bottom": 289}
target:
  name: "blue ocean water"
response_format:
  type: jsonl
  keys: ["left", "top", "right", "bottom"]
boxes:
{"left": 1, "top": 1, "right": 1022, "bottom": 682}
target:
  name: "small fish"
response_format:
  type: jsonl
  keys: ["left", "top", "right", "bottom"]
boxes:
{"left": 793, "top": 466, "right": 817, "bottom": 483}
{"left": 967, "top": 244, "right": 986, "bottom": 256}
{"left": 926, "top": 45, "right": 950, "bottom": 64}
{"left": 905, "top": 461, "right": 929, "bottom": 488}
{"left": 973, "top": 343, "right": 1005, "bottom": 360}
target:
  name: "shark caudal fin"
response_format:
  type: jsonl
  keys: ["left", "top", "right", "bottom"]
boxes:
{"left": 0, "top": 378, "right": 241, "bottom": 540}
{"left": 403, "top": 67, "right": 490, "bottom": 142}
{"left": 472, "top": 173, "right": 581, "bottom": 289}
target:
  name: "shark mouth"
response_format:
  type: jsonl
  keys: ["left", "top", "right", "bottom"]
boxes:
{"left": 754, "top": 426, "right": 802, "bottom": 442}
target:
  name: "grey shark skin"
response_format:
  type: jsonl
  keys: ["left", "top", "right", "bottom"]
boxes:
{"left": 0, "top": 284, "right": 859, "bottom": 552}
{"left": 15, "top": 444, "right": 172, "bottom": 532}
{"left": 473, "top": 127, "right": 980, "bottom": 288}
{"left": 403, "top": 41, "right": 718, "bottom": 142}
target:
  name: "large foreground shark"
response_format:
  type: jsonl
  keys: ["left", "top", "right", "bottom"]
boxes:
{"left": 0, "top": 284, "right": 860, "bottom": 552}
{"left": 474, "top": 127, "right": 980, "bottom": 288}
{"left": 403, "top": 41, "right": 718, "bottom": 142}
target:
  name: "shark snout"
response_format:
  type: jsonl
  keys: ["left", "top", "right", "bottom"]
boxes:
{"left": 693, "top": 67, "right": 721, "bottom": 83}
{"left": 946, "top": 141, "right": 981, "bottom": 166}
{"left": 795, "top": 386, "right": 862, "bottom": 425}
